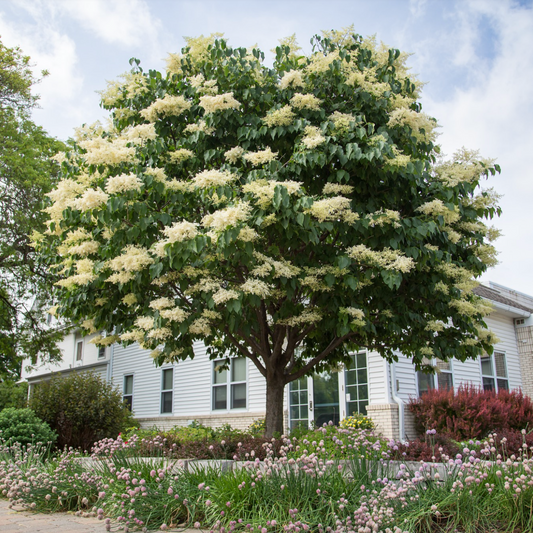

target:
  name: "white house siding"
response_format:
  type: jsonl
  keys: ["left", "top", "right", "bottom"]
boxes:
{"left": 111, "top": 341, "right": 267, "bottom": 430}
{"left": 367, "top": 351, "right": 389, "bottom": 404}
{"left": 392, "top": 353, "right": 419, "bottom": 403}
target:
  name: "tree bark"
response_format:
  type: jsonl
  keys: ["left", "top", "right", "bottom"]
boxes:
{"left": 264, "top": 370, "right": 286, "bottom": 438}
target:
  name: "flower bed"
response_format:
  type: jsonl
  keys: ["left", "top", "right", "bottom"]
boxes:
{"left": 2, "top": 426, "right": 533, "bottom": 532}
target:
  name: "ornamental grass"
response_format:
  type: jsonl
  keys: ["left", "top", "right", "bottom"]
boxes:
{"left": 1, "top": 426, "right": 533, "bottom": 532}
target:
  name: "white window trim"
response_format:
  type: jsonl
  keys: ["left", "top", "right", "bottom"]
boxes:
{"left": 480, "top": 351, "right": 509, "bottom": 392}
{"left": 416, "top": 358, "right": 454, "bottom": 396}
{"left": 160, "top": 367, "right": 174, "bottom": 414}
{"left": 75, "top": 337, "right": 84, "bottom": 363}
{"left": 211, "top": 357, "right": 248, "bottom": 412}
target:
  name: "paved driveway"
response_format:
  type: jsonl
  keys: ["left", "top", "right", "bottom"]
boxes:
{"left": 0, "top": 499, "right": 104, "bottom": 532}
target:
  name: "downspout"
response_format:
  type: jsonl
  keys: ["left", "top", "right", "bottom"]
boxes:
{"left": 108, "top": 341, "right": 115, "bottom": 383}
{"left": 389, "top": 362, "right": 405, "bottom": 442}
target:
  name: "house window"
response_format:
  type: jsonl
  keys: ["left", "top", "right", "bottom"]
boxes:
{"left": 289, "top": 377, "right": 309, "bottom": 430}
{"left": 417, "top": 358, "right": 453, "bottom": 396}
{"left": 75, "top": 332, "right": 83, "bottom": 361}
{"left": 98, "top": 346, "right": 106, "bottom": 359}
{"left": 123, "top": 375, "right": 133, "bottom": 410}
{"left": 481, "top": 352, "right": 509, "bottom": 392}
{"left": 212, "top": 358, "right": 247, "bottom": 410}
{"left": 161, "top": 368, "right": 173, "bottom": 414}
{"left": 345, "top": 351, "right": 369, "bottom": 416}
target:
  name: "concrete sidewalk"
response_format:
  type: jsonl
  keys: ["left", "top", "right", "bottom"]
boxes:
{"left": 0, "top": 499, "right": 104, "bottom": 532}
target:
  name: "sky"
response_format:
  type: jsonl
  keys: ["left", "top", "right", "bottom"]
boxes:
{"left": 1, "top": 0, "right": 532, "bottom": 295}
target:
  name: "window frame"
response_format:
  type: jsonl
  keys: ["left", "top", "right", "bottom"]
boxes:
{"left": 75, "top": 337, "right": 83, "bottom": 362}
{"left": 480, "top": 351, "right": 509, "bottom": 392}
{"left": 212, "top": 357, "right": 247, "bottom": 411}
{"left": 98, "top": 345, "right": 106, "bottom": 359}
{"left": 160, "top": 367, "right": 174, "bottom": 414}
{"left": 344, "top": 351, "right": 369, "bottom": 416}
{"left": 123, "top": 374, "right": 134, "bottom": 411}
{"left": 416, "top": 358, "right": 454, "bottom": 396}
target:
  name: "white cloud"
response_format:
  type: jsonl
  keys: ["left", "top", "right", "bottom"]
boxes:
{"left": 57, "top": 0, "right": 162, "bottom": 48}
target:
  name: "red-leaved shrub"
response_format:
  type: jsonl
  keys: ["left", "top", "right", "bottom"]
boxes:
{"left": 408, "top": 385, "right": 533, "bottom": 440}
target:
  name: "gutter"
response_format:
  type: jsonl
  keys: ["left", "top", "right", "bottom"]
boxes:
{"left": 389, "top": 361, "right": 405, "bottom": 442}
{"left": 108, "top": 341, "right": 115, "bottom": 383}
{"left": 490, "top": 300, "right": 531, "bottom": 318}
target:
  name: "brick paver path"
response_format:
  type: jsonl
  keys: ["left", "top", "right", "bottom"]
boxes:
{"left": 0, "top": 499, "right": 104, "bottom": 532}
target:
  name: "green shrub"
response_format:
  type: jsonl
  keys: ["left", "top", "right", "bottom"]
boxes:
{"left": 0, "top": 407, "right": 56, "bottom": 446}
{"left": 0, "top": 381, "right": 28, "bottom": 411}
{"left": 29, "top": 371, "right": 135, "bottom": 450}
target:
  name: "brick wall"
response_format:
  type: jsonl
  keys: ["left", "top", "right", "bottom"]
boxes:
{"left": 366, "top": 403, "right": 399, "bottom": 440}
{"left": 516, "top": 325, "right": 533, "bottom": 399}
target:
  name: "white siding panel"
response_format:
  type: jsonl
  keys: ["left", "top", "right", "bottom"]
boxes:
{"left": 247, "top": 360, "right": 266, "bottom": 414}
{"left": 367, "top": 350, "right": 388, "bottom": 404}
{"left": 452, "top": 358, "right": 482, "bottom": 388}
{"left": 485, "top": 312, "right": 523, "bottom": 391}
{"left": 393, "top": 353, "right": 418, "bottom": 402}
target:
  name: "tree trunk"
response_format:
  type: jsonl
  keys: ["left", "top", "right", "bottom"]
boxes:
{"left": 264, "top": 372, "right": 286, "bottom": 438}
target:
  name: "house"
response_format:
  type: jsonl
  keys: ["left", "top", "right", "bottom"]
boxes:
{"left": 22, "top": 281, "right": 533, "bottom": 440}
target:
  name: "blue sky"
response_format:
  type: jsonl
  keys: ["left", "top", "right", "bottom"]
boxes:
{"left": 1, "top": 0, "right": 533, "bottom": 295}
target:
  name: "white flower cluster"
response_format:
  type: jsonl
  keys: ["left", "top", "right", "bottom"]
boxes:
{"left": 301, "top": 126, "right": 326, "bottom": 149}
{"left": 202, "top": 202, "right": 251, "bottom": 232}
{"left": 192, "top": 169, "right": 237, "bottom": 188}
{"left": 212, "top": 288, "right": 240, "bottom": 305}
{"left": 243, "top": 180, "right": 301, "bottom": 209}
{"left": 189, "top": 73, "right": 218, "bottom": 95}
{"left": 322, "top": 183, "right": 354, "bottom": 195}
{"left": 290, "top": 93, "right": 322, "bottom": 111}
{"left": 55, "top": 258, "right": 97, "bottom": 289}
{"left": 262, "top": 105, "right": 295, "bottom": 127}
{"left": 329, "top": 111, "right": 354, "bottom": 135}
{"left": 240, "top": 278, "right": 273, "bottom": 298}
{"left": 144, "top": 168, "right": 167, "bottom": 182}
{"left": 346, "top": 67, "right": 390, "bottom": 98}
{"left": 307, "top": 196, "right": 359, "bottom": 223}
{"left": 416, "top": 200, "right": 460, "bottom": 224}
{"left": 105, "top": 173, "right": 142, "bottom": 194}
{"left": 387, "top": 108, "right": 438, "bottom": 142}
{"left": 125, "top": 123, "right": 157, "bottom": 144}
{"left": 79, "top": 137, "right": 136, "bottom": 166}
{"left": 106, "top": 246, "right": 154, "bottom": 284}
{"left": 251, "top": 252, "right": 301, "bottom": 279}
{"left": 75, "top": 189, "right": 110, "bottom": 212}
{"left": 140, "top": 94, "right": 192, "bottom": 122}
{"left": 367, "top": 209, "right": 401, "bottom": 228}
{"left": 243, "top": 147, "right": 278, "bottom": 166}
{"left": 199, "top": 92, "right": 241, "bottom": 114}
{"left": 277, "top": 308, "right": 322, "bottom": 327}
{"left": 347, "top": 244, "right": 415, "bottom": 273}
{"left": 160, "top": 307, "right": 188, "bottom": 323}
{"left": 169, "top": 149, "right": 194, "bottom": 163}
{"left": 184, "top": 120, "right": 215, "bottom": 135}
{"left": 224, "top": 146, "right": 245, "bottom": 164}
{"left": 341, "top": 307, "right": 366, "bottom": 327}
{"left": 279, "top": 69, "right": 304, "bottom": 90}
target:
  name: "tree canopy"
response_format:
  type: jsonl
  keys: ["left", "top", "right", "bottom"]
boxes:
{"left": 0, "top": 38, "right": 65, "bottom": 377}
{"left": 37, "top": 31, "right": 501, "bottom": 435}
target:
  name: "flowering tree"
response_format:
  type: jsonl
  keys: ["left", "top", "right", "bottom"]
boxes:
{"left": 37, "top": 31, "right": 501, "bottom": 437}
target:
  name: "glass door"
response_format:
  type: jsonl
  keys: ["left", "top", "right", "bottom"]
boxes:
{"left": 312, "top": 371, "right": 340, "bottom": 426}
{"left": 289, "top": 377, "right": 309, "bottom": 430}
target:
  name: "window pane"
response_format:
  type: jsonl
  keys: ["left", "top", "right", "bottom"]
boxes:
{"left": 437, "top": 372, "right": 453, "bottom": 390}
{"left": 358, "top": 384, "right": 368, "bottom": 401}
{"left": 418, "top": 372, "right": 435, "bottom": 396}
{"left": 358, "top": 401, "right": 368, "bottom": 415}
{"left": 162, "top": 369, "right": 173, "bottom": 390}
{"left": 124, "top": 375, "right": 133, "bottom": 395}
{"left": 76, "top": 341, "right": 83, "bottom": 361}
{"left": 494, "top": 353, "right": 507, "bottom": 378}
{"left": 483, "top": 377, "right": 495, "bottom": 391}
{"left": 213, "top": 385, "right": 227, "bottom": 410}
{"left": 497, "top": 378, "right": 509, "bottom": 391}
{"left": 213, "top": 363, "right": 227, "bottom": 384}
{"left": 290, "top": 390, "right": 299, "bottom": 405}
{"left": 161, "top": 391, "right": 173, "bottom": 413}
{"left": 357, "top": 369, "right": 367, "bottom": 384}
{"left": 481, "top": 356, "right": 493, "bottom": 376}
{"left": 98, "top": 346, "right": 106, "bottom": 359}
{"left": 345, "top": 370, "right": 356, "bottom": 386}
{"left": 347, "top": 402, "right": 358, "bottom": 416}
{"left": 436, "top": 359, "right": 451, "bottom": 372}
{"left": 232, "top": 358, "right": 246, "bottom": 382}
{"left": 123, "top": 395, "right": 133, "bottom": 411}
{"left": 290, "top": 405, "right": 299, "bottom": 420}
{"left": 231, "top": 383, "right": 246, "bottom": 408}
{"left": 299, "top": 390, "right": 308, "bottom": 404}
{"left": 300, "top": 404, "right": 308, "bottom": 419}
{"left": 356, "top": 352, "right": 367, "bottom": 369}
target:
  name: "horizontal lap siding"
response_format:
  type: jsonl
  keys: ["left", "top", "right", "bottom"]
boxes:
{"left": 394, "top": 353, "right": 418, "bottom": 403}
{"left": 367, "top": 350, "right": 388, "bottom": 404}
{"left": 173, "top": 341, "right": 211, "bottom": 416}
{"left": 247, "top": 359, "right": 266, "bottom": 415}
{"left": 484, "top": 313, "right": 522, "bottom": 391}
{"left": 452, "top": 358, "right": 483, "bottom": 388}
{"left": 112, "top": 343, "right": 161, "bottom": 418}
